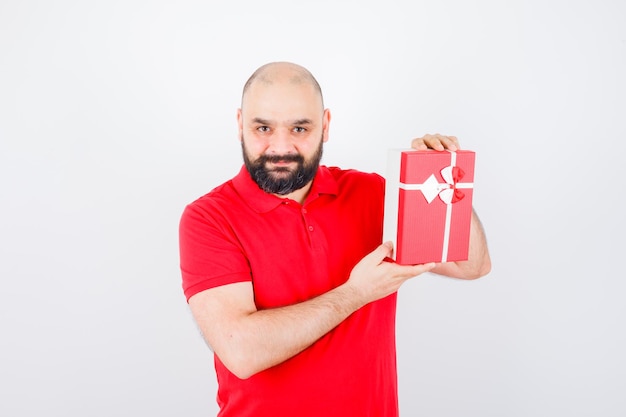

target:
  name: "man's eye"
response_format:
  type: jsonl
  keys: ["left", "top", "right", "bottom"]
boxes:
{"left": 257, "top": 126, "right": 270, "bottom": 132}
{"left": 293, "top": 127, "right": 306, "bottom": 133}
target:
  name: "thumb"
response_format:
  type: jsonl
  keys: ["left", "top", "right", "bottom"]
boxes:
{"left": 372, "top": 241, "right": 394, "bottom": 262}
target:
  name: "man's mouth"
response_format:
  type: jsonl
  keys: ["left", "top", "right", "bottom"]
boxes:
{"left": 268, "top": 159, "right": 295, "bottom": 166}
{"left": 264, "top": 155, "right": 301, "bottom": 170}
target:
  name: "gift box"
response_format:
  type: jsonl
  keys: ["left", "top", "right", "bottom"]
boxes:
{"left": 383, "top": 149, "right": 475, "bottom": 265}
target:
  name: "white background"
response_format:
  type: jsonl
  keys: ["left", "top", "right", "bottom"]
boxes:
{"left": 1, "top": 0, "right": 625, "bottom": 416}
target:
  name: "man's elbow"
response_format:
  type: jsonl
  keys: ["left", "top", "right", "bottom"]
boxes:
{"left": 464, "top": 255, "right": 492, "bottom": 280}
{"left": 225, "top": 363, "right": 258, "bottom": 380}
{"left": 216, "top": 347, "right": 265, "bottom": 380}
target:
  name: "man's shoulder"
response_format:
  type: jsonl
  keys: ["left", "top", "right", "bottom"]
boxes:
{"left": 183, "top": 178, "right": 240, "bottom": 219}
{"left": 186, "top": 166, "right": 253, "bottom": 209}
{"left": 324, "top": 166, "right": 384, "bottom": 187}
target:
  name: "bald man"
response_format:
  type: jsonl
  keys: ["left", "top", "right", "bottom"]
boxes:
{"left": 179, "top": 62, "right": 491, "bottom": 417}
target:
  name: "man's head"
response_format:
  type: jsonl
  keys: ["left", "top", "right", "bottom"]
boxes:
{"left": 237, "top": 62, "right": 330, "bottom": 197}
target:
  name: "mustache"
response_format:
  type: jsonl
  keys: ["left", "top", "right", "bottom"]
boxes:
{"left": 258, "top": 154, "right": 304, "bottom": 164}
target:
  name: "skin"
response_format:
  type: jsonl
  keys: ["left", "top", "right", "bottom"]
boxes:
{"left": 188, "top": 62, "right": 492, "bottom": 379}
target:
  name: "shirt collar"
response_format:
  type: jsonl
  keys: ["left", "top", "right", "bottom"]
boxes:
{"left": 232, "top": 165, "right": 339, "bottom": 213}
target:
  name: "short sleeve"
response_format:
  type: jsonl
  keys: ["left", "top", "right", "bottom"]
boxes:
{"left": 179, "top": 200, "right": 252, "bottom": 301}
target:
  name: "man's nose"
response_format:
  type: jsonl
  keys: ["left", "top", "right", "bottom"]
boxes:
{"left": 267, "top": 129, "right": 295, "bottom": 154}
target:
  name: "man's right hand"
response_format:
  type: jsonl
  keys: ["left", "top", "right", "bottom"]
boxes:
{"left": 344, "top": 242, "right": 436, "bottom": 306}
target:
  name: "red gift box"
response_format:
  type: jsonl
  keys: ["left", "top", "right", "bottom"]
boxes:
{"left": 383, "top": 149, "right": 475, "bottom": 265}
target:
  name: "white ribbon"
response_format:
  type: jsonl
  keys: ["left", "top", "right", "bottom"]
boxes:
{"left": 398, "top": 155, "right": 473, "bottom": 204}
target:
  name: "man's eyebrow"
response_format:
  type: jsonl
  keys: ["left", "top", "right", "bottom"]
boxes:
{"left": 250, "top": 118, "right": 314, "bottom": 125}
{"left": 290, "top": 118, "right": 313, "bottom": 125}
{"left": 251, "top": 117, "right": 272, "bottom": 125}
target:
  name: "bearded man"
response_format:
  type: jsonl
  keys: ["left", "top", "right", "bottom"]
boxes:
{"left": 179, "top": 61, "right": 491, "bottom": 417}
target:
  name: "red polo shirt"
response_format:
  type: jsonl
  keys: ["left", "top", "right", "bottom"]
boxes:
{"left": 179, "top": 165, "right": 398, "bottom": 417}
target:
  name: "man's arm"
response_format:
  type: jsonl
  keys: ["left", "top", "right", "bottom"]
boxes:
{"left": 188, "top": 242, "right": 435, "bottom": 379}
{"left": 411, "top": 134, "right": 492, "bottom": 279}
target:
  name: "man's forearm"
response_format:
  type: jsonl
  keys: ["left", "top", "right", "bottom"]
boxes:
{"left": 203, "top": 282, "right": 364, "bottom": 379}
{"left": 192, "top": 242, "right": 436, "bottom": 379}
{"left": 463, "top": 210, "right": 491, "bottom": 277}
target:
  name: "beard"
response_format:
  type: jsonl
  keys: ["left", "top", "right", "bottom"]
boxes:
{"left": 242, "top": 136, "right": 324, "bottom": 195}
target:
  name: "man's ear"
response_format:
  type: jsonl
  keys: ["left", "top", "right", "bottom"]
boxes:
{"left": 322, "top": 108, "right": 331, "bottom": 143}
{"left": 236, "top": 108, "right": 243, "bottom": 141}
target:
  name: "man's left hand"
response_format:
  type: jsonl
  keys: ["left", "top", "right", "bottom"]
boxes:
{"left": 411, "top": 134, "right": 459, "bottom": 151}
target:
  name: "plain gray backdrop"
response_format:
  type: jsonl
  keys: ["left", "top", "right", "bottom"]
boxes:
{"left": 1, "top": 0, "right": 624, "bottom": 416}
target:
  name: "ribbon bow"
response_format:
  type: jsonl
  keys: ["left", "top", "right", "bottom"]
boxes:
{"left": 420, "top": 166, "right": 466, "bottom": 204}
{"left": 439, "top": 166, "right": 466, "bottom": 204}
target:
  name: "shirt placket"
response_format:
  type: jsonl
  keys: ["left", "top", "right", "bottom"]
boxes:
{"left": 300, "top": 206, "right": 316, "bottom": 246}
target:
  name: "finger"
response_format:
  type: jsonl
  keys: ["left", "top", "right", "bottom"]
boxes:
{"left": 427, "top": 134, "right": 460, "bottom": 151}
{"left": 434, "top": 134, "right": 459, "bottom": 151}
{"left": 396, "top": 262, "right": 436, "bottom": 278}
{"left": 369, "top": 241, "right": 394, "bottom": 265}
{"left": 443, "top": 135, "right": 459, "bottom": 151}
{"left": 410, "top": 137, "right": 429, "bottom": 150}
{"left": 423, "top": 134, "right": 446, "bottom": 151}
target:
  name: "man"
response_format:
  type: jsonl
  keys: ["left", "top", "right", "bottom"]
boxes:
{"left": 179, "top": 61, "right": 491, "bottom": 417}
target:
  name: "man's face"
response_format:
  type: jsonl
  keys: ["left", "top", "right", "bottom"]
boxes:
{"left": 238, "top": 76, "right": 330, "bottom": 195}
{"left": 241, "top": 135, "right": 323, "bottom": 195}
